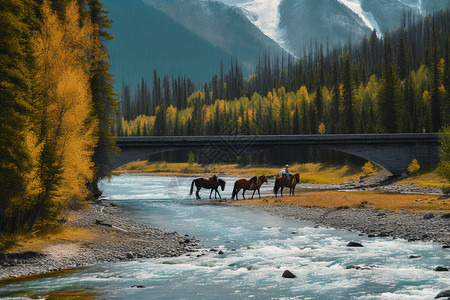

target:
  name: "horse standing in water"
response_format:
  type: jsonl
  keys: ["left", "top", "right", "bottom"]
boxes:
{"left": 190, "top": 175, "right": 226, "bottom": 199}
{"left": 274, "top": 173, "right": 300, "bottom": 197}
{"left": 231, "top": 175, "right": 268, "bottom": 200}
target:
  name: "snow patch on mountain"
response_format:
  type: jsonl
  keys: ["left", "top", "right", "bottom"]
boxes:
{"left": 337, "top": 0, "right": 381, "bottom": 33}
{"left": 235, "top": 0, "right": 283, "bottom": 43}
{"left": 398, "top": 0, "right": 423, "bottom": 15}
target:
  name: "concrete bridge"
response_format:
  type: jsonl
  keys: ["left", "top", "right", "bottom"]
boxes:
{"left": 113, "top": 133, "right": 440, "bottom": 176}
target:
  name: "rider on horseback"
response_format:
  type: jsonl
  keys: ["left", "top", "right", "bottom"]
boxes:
{"left": 209, "top": 175, "right": 219, "bottom": 184}
{"left": 278, "top": 164, "right": 293, "bottom": 187}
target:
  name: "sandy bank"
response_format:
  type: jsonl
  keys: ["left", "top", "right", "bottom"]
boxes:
{"left": 0, "top": 202, "right": 198, "bottom": 280}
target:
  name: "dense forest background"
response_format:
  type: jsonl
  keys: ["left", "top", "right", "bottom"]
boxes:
{"left": 0, "top": 0, "right": 117, "bottom": 233}
{"left": 117, "top": 10, "right": 450, "bottom": 138}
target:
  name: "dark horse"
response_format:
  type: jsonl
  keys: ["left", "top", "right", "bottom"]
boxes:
{"left": 274, "top": 173, "right": 300, "bottom": 197}
{"left": 231, "top": 175, "right": 268, "bottom": 200}
{"left": 190, "top": 175, "right": 226, "bottom": 199}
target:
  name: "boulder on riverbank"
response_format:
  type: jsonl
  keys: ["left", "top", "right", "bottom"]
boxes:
{"left": 423, "top": 212, "right": 435, "bottom": 220}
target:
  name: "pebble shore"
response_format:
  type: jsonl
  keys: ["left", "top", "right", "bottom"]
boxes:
{"left": 242, "top": 204, "right": 450, "bottom": 246}
{"left": 236, "top": 171, "right": 450, "bottom": 246}
{"left": 0, "top": 202, "right": 198, "bottom": 280}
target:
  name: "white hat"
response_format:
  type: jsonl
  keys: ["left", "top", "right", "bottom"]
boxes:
{"left": 285, "top": 164, "right": 289, "bottom": 168}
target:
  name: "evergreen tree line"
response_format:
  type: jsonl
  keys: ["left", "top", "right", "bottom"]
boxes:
{"left": 118, "top": 9, "right": 450, "bottom": 136}
{"left": 120, "top": 71, "right": 197, "bottom": 121}
{"left": 0, "top": 0, "right": 117, "bottom": 233}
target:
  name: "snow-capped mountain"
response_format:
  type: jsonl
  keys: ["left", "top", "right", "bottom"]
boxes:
{"left": 103, "top": 0, "right": 448, "bottom": 87}
{"left": 215, "top": 0, "right": 448, "bottom": 56}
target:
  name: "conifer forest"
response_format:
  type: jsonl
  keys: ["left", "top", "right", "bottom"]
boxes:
{"left": 118, "top": 10, "right": 450, "bottom": 137}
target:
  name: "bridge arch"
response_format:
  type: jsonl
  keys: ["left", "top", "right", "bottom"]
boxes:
{"left": 111, "top": 134, "right": 439, "bottom": 176}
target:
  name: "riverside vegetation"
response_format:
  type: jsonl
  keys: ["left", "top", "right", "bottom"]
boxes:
{"left": 0, "top": 0, "right": 117, "bottom": 235}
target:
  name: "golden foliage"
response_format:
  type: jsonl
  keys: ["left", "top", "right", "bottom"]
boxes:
{"left": 296, "top": 86, "right": 309, "bottom": 103}
{"left": 25, "top": 0, "right": 97, "bottom": 215}
{"left": 362, "top": 161, "right": 374, "bottom": 176}
{"left": 408, "top": 158, "right": 420, "bottom": 174}
{"left": 318, "top": 122, "right": 326, "bottom": 134}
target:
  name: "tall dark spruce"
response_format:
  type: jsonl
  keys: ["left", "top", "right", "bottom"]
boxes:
{"left": 87, "top": 0, "right": 119, "bottom": 197}
{"left": 0, "top": 0, "right": 36, "bottom": 232}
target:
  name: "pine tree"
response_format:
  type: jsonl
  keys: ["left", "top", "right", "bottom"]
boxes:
{"left": 0, "top": 0, "right": 36, "bottom": 232}
{"left": 87, "top": 0, "right": 119, "bottom": 197}
{"left": 400, "top": 73, "right": 415, "bottom": 132}
{"left": 293, "top": 105, "right": 300, "bottom": 134}
{"left": 152, "top": 69, "right": 161, "bottom": 107}
{"left": 430, "top": 28, "right": 442, "bottom": 132}
{"left": 341, "top": 54, "right": 355, "bottom": 133}
{"left": 397, "top": 29, "right": 408, "bottom": 80}
{"left": 444, "top": 33, "right": 450, "bottom": 125}
{"left": 314, "top": 86, "right": 323, "bottom": 123}
{"left": 153, "top": 105, "right": 166, "bottom": 136}
{"left": 121, "top": 82, "right": 131, "bottom": 120}
{"left": 330, "top": 62, "right": 340, "bottom": 133}
{"left": 378, "top": 41, "right": 401, "bottom": 133}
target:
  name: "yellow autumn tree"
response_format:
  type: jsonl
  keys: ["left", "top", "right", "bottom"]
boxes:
{"left": 25, "top": 0, "right": 97, "bottom": 224}
{"left": 318, "top": 122, "right": 326, "bottom": 134}
{"left": 407, "top": 159, "right": 420, "bottom": 174}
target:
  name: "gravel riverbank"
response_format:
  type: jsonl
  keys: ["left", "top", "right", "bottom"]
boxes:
{"left": 233, "top": 172, "right": 450, "bottom": 246}
{"left": 237, "top": 204, "right": 450, "bottom": 246}
{"left": 0, "top": 202, "right": 198, "bottom": 280}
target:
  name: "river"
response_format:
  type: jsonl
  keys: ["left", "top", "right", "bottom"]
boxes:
{"left": 1, "top": 175, "right": 449, "bottom": 299}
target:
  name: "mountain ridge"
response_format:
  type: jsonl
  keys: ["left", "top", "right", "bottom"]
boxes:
{"left": 104, "top": 0, "right": 449, "bottom": 87}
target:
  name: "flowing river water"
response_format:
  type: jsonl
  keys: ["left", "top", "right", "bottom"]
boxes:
{"left": 1, "top": 175, "right": 449, "bottom": 299}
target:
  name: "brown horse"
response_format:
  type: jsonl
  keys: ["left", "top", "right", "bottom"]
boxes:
{"left": 231, "top": 175, "right": 268, "bottom": 200}
{"left": 274, "top": 173, "right": 300, "bottom": 197}
{"left": 190, "top": 175, "right": 226, "bottom": 199}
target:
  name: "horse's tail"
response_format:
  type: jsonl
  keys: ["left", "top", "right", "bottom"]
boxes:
{"left": 190, "top": 179, "right": 195, "bottom": 196}
{"left": 231, "top": 181, "right": 238, "bottom": 200}
{"left": 274, "top": 178, "right": 279, "bottom": 194}
{"left": 249, "top": 176, "right": 257, "bottom": 190}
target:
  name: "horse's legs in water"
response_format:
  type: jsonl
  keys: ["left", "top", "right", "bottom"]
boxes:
{"left": 251, "top": 189, "right": 256, "bottom": 199}
{"left": 235, "top": 188, "right": 240, "bottom": 200}
{"left": 196, "top": 186, "right": 201, "bottom": 199}
{"left": 280, "top": 186, "right": 284, "bottom": 197}
{"left": 242, "top": 189, "right": 246, "bottom": 200}
{"left": 216, "top": 189, "right": 221, "bottom": 199}
{"left": 209, "top": 189, "right": 213, "bottom": 199}
{"left": 258, "top": 188, "right": 261, "bottom": 198}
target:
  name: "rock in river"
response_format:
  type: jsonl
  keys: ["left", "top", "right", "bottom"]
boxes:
{"left": 435, "top": 289, "right": 450, "bottom": 298}
{"left": 347, "top": 241, "right": 364, "bottom": 247}
{"left": 282, "top": 270, "right": 297, "bottom": 278}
